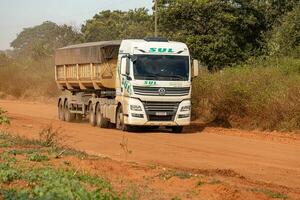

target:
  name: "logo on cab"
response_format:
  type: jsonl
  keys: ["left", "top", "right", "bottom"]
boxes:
{"left": 158, "top": 88, "right": 166, "bottom": 96}
{"left": 150, "top": 48, "right": 174, "bottom": 53}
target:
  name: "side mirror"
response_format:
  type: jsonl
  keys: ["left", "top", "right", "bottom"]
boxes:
{"left": 121, "top": 57, "right": 129, "bottom": 75}
{"left": 193, "top": 59, "right": 199, "bottom": 77}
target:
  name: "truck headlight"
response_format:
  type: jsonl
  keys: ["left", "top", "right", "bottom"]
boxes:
{"left": 180, "top": 105, "right": 191, "bottom": 112}
{"left": 130, "top": 105, "right": 142, "bottom": 111}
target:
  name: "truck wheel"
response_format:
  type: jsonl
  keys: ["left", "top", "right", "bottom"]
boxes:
{"left": 89, "top": 103, "right": 96, "bottom": 126}
{"left": 96, "top": 103, "right": 109, "bottom": 128}
{"left": 58, "top": 100, "right": 65, "bottom": 121}
{"left": 64, "top": 101, "right": 75, "bottom": 122}
{"left": 116, "top": 106, "right": 129, "bottom": 131}
{"left": 171, "top": 126, "right": 183, "bottom": 133}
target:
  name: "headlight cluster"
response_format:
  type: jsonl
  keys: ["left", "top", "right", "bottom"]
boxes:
{"left": 180, "top": 105, "right": 191, "bottom": 112}
{"left": 130, "top": 105, "right": 142, "bottom": 111}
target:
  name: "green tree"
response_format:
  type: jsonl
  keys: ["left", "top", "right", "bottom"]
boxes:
{"left": 159, "top": 0, "right": 266, "bottom": 69}
{"left": 82, "top": 8, "right": 153, "bottom": 42}
{"left": 11, "top": 21, "right": 82, "bottom": 59}
{"left": 248, "top": 0, "right": 300, "bottom": 29}
{"left": 268, "top": 3, "right": 300, "bottom": 56}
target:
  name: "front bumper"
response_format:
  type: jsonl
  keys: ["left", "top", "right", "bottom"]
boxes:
{"left": 124, "top": 98, "right": 191, "bottom": 126}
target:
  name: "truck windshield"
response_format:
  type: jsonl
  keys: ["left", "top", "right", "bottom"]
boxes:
{"left": 133, "top": 55, "right": 189, "bottom": 81}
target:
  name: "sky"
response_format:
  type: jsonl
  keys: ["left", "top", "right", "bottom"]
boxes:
{"left": 0, "top": 0, "right": 153, "bottom": 50}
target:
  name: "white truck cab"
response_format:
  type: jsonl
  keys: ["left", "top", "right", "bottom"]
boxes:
{"left": 115, "top": 38, "right": 198, "bottom": 132}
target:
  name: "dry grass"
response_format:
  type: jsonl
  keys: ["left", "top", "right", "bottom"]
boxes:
{"left": 192, "top": 57, "right": 300, "bottom": 131}
{"left": 0, "top": 57, "right": 59, "bottom": 99}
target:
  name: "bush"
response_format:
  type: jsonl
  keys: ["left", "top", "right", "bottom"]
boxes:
{"left": 0, "top": 57, "right": 59, "bottom": 99}
{"left": 0, "top": 108, "right": 10, "bottom": 125}
{"left": 192, "top": 57, "right": 300, "bottom": 131}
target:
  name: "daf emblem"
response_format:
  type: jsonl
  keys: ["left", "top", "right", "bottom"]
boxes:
{"left": 158, "top": 88, "right": 166, "bottom": 96}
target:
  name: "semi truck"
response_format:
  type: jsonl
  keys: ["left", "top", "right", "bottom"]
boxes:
{"left": 55, "top": 37, "right": 199, "bottom": 133}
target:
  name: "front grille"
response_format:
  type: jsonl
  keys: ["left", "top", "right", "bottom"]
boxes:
{"left": 133, "top": 86, "right": 190, "bottom": 96}
{"left": 148, "top": 115, "right": 173, "bottom": 121}
{"left": 143, "top": 101, "right": 179, "bottom": 121}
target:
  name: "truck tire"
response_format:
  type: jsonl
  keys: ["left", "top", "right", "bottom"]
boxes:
{"left": 58, "top": 100, "right": 65, "bottom": 121}
{"left": 96, "top": 103, "right": 109, "bottom": 128}
{"left": 171, "top": 126, "right": 183, "bottom": 133}
{"left": 89, "top": 103, "right": 96, "bottom": 126}
{"left": 64, "top": 101, "right": 75, "bottom": 122}
{"left": 116, "top": 106, "right": 129, "bottom": 131}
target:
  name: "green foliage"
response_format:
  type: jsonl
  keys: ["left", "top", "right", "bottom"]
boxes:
{"left": 11, "top": 21, "right": 82, "bottom": 60}
{"left": 27, "top": 153, "right": 49, "bottom": 162}
{"left": 0, "top": 108, "right": 10, "bottom": 125}
{"left": 251, "top": 188, "right": 288, "bottom": 199}
{"left": 159, "top": 0, "right": 267, "bottom": 69}
{"left": 263, "top": 190, "right": 288, "bottom": 199}
{"left": 159, "top": 170, "right": 193, "bottom": 180}
{"left": 249, "top": 0, "right": 299, "bottom": 29}
{"left": 0, "top": 156, "right": 20, "bottom": 184}
{"left": 192, "top": 57, "right": 300, "bottom": 131}
{"left": 0, "top": 133, "right": 125, "bottom": 200}
{"left": 0, "top": 169, "right": 21, "bottom": 183}
{"left": 268, "top": 3, "right": 300, "bottom": 56}
{"left": 0, "top": 167, "right": 122, "bottom": 200}
{"left": 82, "top": 8, "right": 153, "bottom": 42}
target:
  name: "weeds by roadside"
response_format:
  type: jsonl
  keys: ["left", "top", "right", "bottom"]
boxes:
{"left": 0, "top": 131, "right": 128, "bottom": 200}
{"left": 193, "top": 57, "right": 300, "bottom": 132}
{"left": 0, "top": 57, "right": 59, "bottom": 99}
{"left": 0, "top": 107, "right": 9, "bottom": 125}
{"left": 120, "top": 133, "right": 132, "bottom": 161}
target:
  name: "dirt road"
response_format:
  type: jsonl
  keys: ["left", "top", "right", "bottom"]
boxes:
{"left": 1, "top": 100, "right": 300, "bottom": 190}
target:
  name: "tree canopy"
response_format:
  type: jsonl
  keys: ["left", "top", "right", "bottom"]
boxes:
{"left": 268, "top": 3, "right": 300, "bottom": 56}
{"left": 11, "top": 21, "right": 82, "bottom": 59}
{"left": 8, "top": 1, "right": 300, "bottom": 68}
{"left": 159, "top": 0, "right": 267, "bottom": 68}
{"left": 82, "top": 8, "right": 153, "bottom": 42}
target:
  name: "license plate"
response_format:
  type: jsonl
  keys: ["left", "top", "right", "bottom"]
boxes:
{"left": 156, "top": 112, "right": 167, "bottom": 116}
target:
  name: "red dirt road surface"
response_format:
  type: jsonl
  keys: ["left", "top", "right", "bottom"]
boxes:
{"left": 1, "top": 100, "right": 300, "bottom": 195}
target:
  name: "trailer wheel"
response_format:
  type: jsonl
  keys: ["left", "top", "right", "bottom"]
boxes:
{"left": 89, "top": 103, "right": 96, "bottom": 126}
{"left": 116, "top": 106, "right": 129, "bottom": 131}
{"left": 58, "top": 100, "right": 65, "bottom": 121}
{"left": 64, "top": 101, "right": 75, "bottom": 122}
{"left": 96, "top": 103, "right": 109, "bottom": 128}
{"left": 171, "top": 126, "right": 183, "bottom": 133}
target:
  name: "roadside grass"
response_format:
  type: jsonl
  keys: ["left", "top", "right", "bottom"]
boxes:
{"left": 0, "top": 107, "right": 10, "bottom": 125}
{"left": 193, "top": 56, "right": 300, "bottom": 132}
{"left": 0, "top": 131, "right": 129, "bottom": 200}
{"left": 0, "top": 57, "right": 59, "bottom": 99}
{"left": 250, "top": 188, "right": 288, "bottom": 199}
{"left": 159, "top": 170, "right": 199, "bottom": 180}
